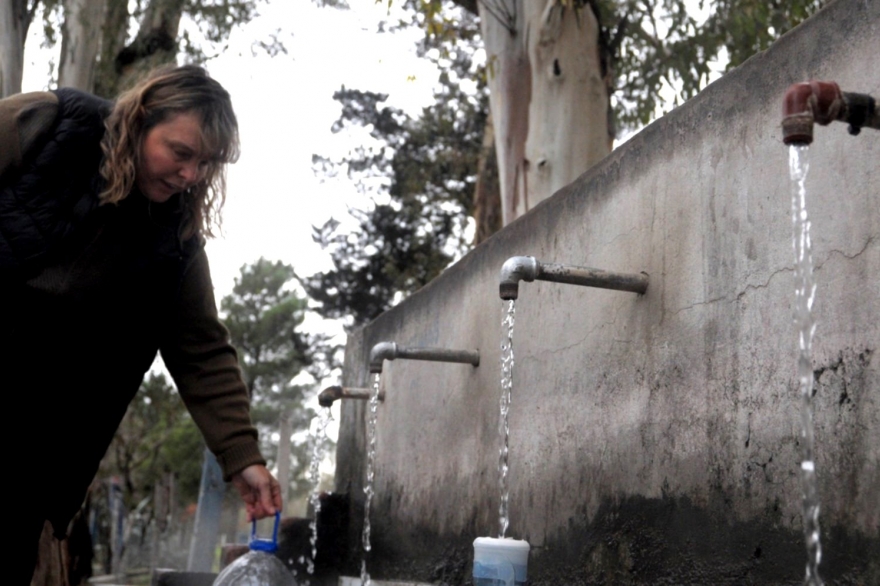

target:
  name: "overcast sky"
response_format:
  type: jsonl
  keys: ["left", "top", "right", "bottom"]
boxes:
{"left": 204, "top": 2, "right": 441, "bottom": 301}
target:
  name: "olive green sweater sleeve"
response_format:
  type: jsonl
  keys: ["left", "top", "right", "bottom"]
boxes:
{"left": 160, "top": 247, "right": 266, "bottom": 480}
{"left": 0, "top": 91, "right": 58, "bottom": 186}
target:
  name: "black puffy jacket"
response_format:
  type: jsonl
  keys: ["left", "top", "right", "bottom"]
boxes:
{"left": 1, "top": 88, "right": 205, "bottom": 535}
{"left": 0, "top": 88, "right": 108, "bottom": 276}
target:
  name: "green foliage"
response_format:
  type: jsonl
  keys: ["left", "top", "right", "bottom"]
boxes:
{"left": 36, "top": 0, "right": 283, "bottom": 96}
{"left": 101, "top": 372, "right": 203, "bottom": 508}
{"left": 700, "top": 0, "right": 824, "bottom": 67}
{"left": 155, "top": 412, "right": 205, "bottom": 503}
{"left": 413, "top": 0, "right": 822, "bottom": 131}
{"left": 406, "top": 0, "right": 480, "bottom": 48}
{"left": 181, "top": 0, "right": 287, "bottom": 61}
{"left": 221, "top": 258, "right": 314, "bottom": 400}
{"left": 592, "top": 0, "right": 824, "bottom": 129}
{"left": 303, "top": 37, "right": 487, "bottom": 327}
{"left": 220, "top": 258, "right": 336, "bottom": 498}
{"left": 305, "top": 0, "right": 824, "bottom": 328}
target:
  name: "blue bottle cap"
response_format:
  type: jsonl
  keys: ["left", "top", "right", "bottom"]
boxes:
{"left": 249, "top": 512, "right": 281, "bottom": 553}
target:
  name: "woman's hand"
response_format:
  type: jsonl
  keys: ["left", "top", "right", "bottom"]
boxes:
{"left": 231, "top": 464, "right": 283, "bottom": 520}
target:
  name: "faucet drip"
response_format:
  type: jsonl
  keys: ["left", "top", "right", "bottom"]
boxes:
{"left": 782, "top": 81, "right": 879, "bottom": 145}
{"left": 499, "top": 256, "right": 649, "bottom": 300}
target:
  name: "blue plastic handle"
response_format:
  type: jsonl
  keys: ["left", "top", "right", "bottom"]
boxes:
{"left": 249, "top": 512, "right": 281, "bottom": 553}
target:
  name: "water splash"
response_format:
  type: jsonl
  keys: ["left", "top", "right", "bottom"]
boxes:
{"left": 360, "top": 559, "right": 371, "bottom": 586}
{"left": 306, "top": 406, "right": 333, "bottom": 582}
{"left": 789, "top": 144, "right": 824, "bottom": 586}
{"left": 360, "top": 373, "right": 381, "bottom": 585}
{"left": 499, "top": 300, "right": 516, "bottom": 538}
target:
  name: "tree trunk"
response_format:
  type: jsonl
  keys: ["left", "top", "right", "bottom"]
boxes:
{"left": 479, "top": 0, "right": 612, "bottom": 226}
{"left": 111, "top": 0, "right": 183, "bottom": 94}
{"left": 0, "top": 0, "right": 30, "bottom": 97}
{"left": 58, "top": 0, "right": 108, "bottom": 91}
{"left": 478, "top": 0, "right": 531, "bottom": 227}
{"left": 93, "top": 0, "right": 130, "bottom": 98}
{"left": 472, "top": 108, "right": 502, "bottom": 245}
{"left": 524, "top": 2, "right": 611, "bottom": 208}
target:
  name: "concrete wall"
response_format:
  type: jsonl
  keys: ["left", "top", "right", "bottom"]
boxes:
{"left": 334, "top": 0, "right": 880, "bottom": 582}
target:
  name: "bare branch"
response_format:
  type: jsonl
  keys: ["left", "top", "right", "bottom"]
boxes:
{"left": 478, "top": 0, "right": 516, "bottom": 34}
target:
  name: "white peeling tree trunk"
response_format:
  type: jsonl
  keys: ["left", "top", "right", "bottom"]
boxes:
{"left": 58, "top": 0, "right": 108, "bottom": 91}
{"left": 0, "top": 0, "right": 27, "bottom": 97}
{"left": 479, "top": 0, "right": 612, "bottom": 225}
{"left": 479, "top": 1, "right": 531, "bottom": 227}
{"left": 524, "top": 2, "right": 610, "bottom": 213}
{"left": 107, "top": 0, "right": 183, "bottom": 95}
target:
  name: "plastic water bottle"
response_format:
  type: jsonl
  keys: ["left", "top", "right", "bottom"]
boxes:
{"left": 213, "top": 513, "right": 299, "bottom": 586}
{"left": 472, "top": 537, "right": 530, "bottom": 586}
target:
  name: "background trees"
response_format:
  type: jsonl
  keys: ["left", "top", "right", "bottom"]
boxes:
{"left": 221, "top": 257, "right": 336, "bottom": 503}
{"left": 1, "top": 0, "right": 281, "bottom": 98}
{"left": 463, "top": 0, "right": 825, "bottom": 223}
{"left": 302, "top": 74, "right": 487, "bottom": 328}
{"left": 301, "top": 3, "right": 487, "bottom": 330}
{"left": 101, "top": 373, "right": 201, "bottom": 504}
{"left": 304, "top": 0, "right": 824, "bottom": 330}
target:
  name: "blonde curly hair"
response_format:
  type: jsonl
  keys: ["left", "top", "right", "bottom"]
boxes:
{"left": 99, "top": 64, "right": 240, "bottom": 239}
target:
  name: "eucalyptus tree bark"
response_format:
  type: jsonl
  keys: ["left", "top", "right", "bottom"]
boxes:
{"left": 93, "top": 0, "right": 132, "bottom": 98}
{"left": 472, "top": 109, "right": 502, "bottom": 245}
{"left": 58, "top": 0, "right": 108, "bottom": 91}
{"left": 109, "top": 0, "right": 184, "bottom": 95}
{"left": 478, "top": 0, "right": 530, "bottom": 227}
{"left": 478, "top": 0, "right": 612, "bottom": 225}
{"left": 0, "top": 0, "right": 35, "bottom": 97}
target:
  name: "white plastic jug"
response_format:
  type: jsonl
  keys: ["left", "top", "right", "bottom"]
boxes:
{"left": 472, "top": 536, "right": 530, "bottom": 586}
{"left": 213, "top": 513, "right": 299, "bottom": 586}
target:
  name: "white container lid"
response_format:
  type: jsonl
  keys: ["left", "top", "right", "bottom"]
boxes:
{"left": 473, "top": 536, "right": 530, "bottom": 560}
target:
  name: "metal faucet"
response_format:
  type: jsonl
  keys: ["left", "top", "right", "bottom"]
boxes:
{"left": 318, "top": 385, "right": 384, "bottom": 407}
{"left": 369, "top": 341, "right": 480, "bottom": 374}
{"left": 499, "top": 256, "right": 649, "bottom": 301}
{"left": 782, "top": 81, "right": 879, "bottom": 145}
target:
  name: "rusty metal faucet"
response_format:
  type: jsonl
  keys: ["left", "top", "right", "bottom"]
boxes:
{"left": 369, "top": 341, "right": 480, "bottom": 374}
{"left": 499, "top": 256, "right": 649, "bottom": 301}
{"left": 318, "top": 385, "right": 384, "bottom": 407}
{"left": 782, "top": 81, "right": 879, "bottom": 145}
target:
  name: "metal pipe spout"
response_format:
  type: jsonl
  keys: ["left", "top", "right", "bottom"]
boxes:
{"left": 782, "top": 81, "right": 879, "bottom": 145}
{"left": 499, "top": 256, "right": 539, "bottom": 300}
{"left": 499, "top": 255, "right": 649, "bottom": 300}
{"left": 318, "top": 385, "right": 383, "bottom": 407}
{"left": 369, "top": 341, "right": 480, "bottom": 374}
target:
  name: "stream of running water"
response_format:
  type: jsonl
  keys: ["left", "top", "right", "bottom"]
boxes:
{"left": 301, "top": 406, "right": 332, "bottom": 584}
{"left": 789, "top": 144, "right": 824, "bottom": 586}
{"left": 498, "top": 300, "right": 516, "bottom": 538}
{"left": 360, "top": 373, "right": 381, "bottom": 585}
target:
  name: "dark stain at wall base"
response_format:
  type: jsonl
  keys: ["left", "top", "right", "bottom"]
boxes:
{"left": 528, "top": 495, "right": 880, "bottom": 586}
{"left": 343, "top": 494, "right": 879, "bottom": 585}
